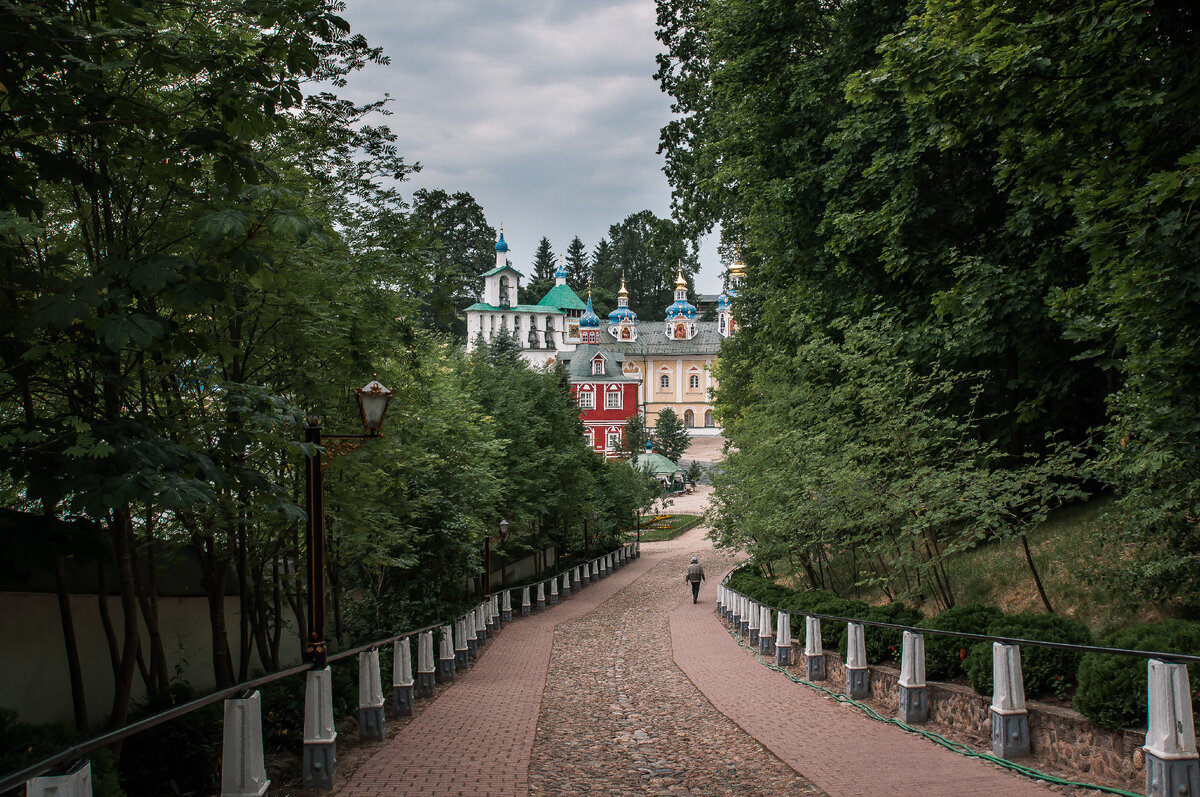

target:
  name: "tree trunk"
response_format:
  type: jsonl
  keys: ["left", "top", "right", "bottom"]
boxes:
{"left": 107, "top": 505, "right": 143, "bottom": 730}
{"left": 54, "top": 556, "right": 88, "bottom": 732}
{"left": 1021, "top": 533, "right": 1055, "bottom": 613}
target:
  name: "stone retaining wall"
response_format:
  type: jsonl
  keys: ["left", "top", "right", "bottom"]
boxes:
{"left": 791, "top": 648, "right": 1144, "bottom": 793}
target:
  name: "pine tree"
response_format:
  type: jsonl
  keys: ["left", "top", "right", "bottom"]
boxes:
{"left": 565, "top": 236, "right": 590, "bottom": 291}
{"left": 532, "top": 237, "right": 556, "bottom": 281}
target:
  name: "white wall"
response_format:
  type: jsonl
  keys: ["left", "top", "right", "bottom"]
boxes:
{"left": 0, "top": 592, "right": 302, "bottom": 728}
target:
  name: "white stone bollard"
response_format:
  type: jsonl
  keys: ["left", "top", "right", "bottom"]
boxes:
{"left": 898, "top": 631, "right": 927, "bottom": 723}
{"left": 454, "top": 618, "right": 469, "bottom": 668}
{"left": 561, "top": 571, "right": 571, "bottom": 599}
{"left": 502, "top": 589, "right": 513, "bottom": 621}
{"left": 805, "top": 616, "right": 826, "bottom": 680}
{"left": 488, "top": 595, "right": 499, "bottom": 633}
{"left": 1144, "top": 659, "right": 1200, "bottom": 796}
{"left": 393, "top": 637, "right": 414, "bottom": 715}
{"left": 437, "top": 625, "right": 456, "bottom": 684}
{"left": 475, "top": 604, "right": 488, "bottom": 644}
{"left": 748, "top": 600, "right": 760, "bottom": 645}
{"left": 759, "top": 605, "right": 775, "bottom": 656}
{"left": 416, "top": 630, "right": 436, "bottom": 697}
{"left": 465, "top": 611, "right": 478, "bottom": 659}
{"left": 991, "top": 643, "right": 1030, "bottom": 759}
{"left": 776, "top": 611, "right": 793, "bottom": 666}
{"left": 549, "top": 576, "right": 559, "bottom": 604}
{"left": 740, "top": 598, "right": 752, "bottom": 636}
{"left": 220, "top": 689, "right": 270, "bottom": 797}
{"left": 599, "top": 556, "right": 608, "bottom": 579}
{"left": 716, "top": 585, "right": 724, "bottom": 615}
{"left": 573, "top": 565, "right": 583, "bottom": 590}
{"left": 27, "top": 760, "right": 91, "bottom": 797}
{"left": 731, "top": 593, "right": 742, "bottom": 628}
{"left": 521, "top": 586, "right": 531, "bottom": 616}
{"left": 536, "top": 581, "right": 546, "bottom": 611}
{"left": 359, "top": 649, "right": 386, "bottom": 741}
{"left": 303, "top": 666, "right": 337, "bottom": 789}
{"left": 845, "top": 622, "right": 869, "bottom": 699}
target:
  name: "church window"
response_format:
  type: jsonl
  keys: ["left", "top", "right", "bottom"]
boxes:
{"left": 607, "top": 431, "right": 622, "bottom": 451}
{"left": 499, "top": 276, "right": 511, "bottom": 307}
{"left": 689, "top": 374, "right": 700, "bottom": 389}
{"left": 684, "top": 409, "right": 695, "bottom": 428}
{"left": 719, "top": 315, "right": 727, "bottom": 334}
{"left": 578, "top": 391, "right": 594, "bottom": 409}
{"left": 660, "top": 374, "right": 670, "bottom": 390}
{"left": 705, "top": 410, "right": 714, "bottom": 427}
{"left": 605, "top": 391, "right": 622, "bottom": 410}
{"left": 592, "top": 358, "right": 605, "bottom": 375}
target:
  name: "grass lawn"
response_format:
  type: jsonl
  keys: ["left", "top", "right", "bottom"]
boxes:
{"left": 633, "top": 513, "right": 702, "bottom": 542}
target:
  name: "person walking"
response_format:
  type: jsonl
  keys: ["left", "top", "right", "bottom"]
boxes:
{"left": 685, "top": 556, "right": 705, "bottom": 603}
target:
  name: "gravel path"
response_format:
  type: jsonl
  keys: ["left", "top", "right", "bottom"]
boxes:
{"left": 528, "top": 533, "right": 824, "bottom": 796}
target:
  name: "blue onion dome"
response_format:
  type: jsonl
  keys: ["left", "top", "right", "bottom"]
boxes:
{"left": 495, "top": 229, "right": 508, "bottom": 253}
{"left": 666, "top": 297, "right": 698, "bottom": 319}
{"left": 579, "top": 294, "right": 601, "bottom": 328}
{"left": 717, "top": 293, "right": 729, "bottom": 310}
{"left": 608, "top": 305, "right": 637, "bottom": 323}
{"left": 555, "top": 258, "right": 567, "bottom": 280}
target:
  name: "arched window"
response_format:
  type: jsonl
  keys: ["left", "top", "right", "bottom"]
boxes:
{"left": 684, "top": 409, "right": 695, "bottom": 427}
{"left": 689, "top": 374, "right": 700, "bottom": 389}
{"left": 704, "top": 410, "right": 714, "bottom": 427}
{"left": 499, "top": 276, "right": 511, "bottom": 307}
{"left": 660, "top": 374, "right": 670, "bottom": 390}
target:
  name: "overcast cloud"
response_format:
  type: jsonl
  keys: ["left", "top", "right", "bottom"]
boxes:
{"left": 335, "top": 0, "right": 724, "bottom": 293}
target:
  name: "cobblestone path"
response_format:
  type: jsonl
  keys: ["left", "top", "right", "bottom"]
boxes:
{"left": 528, "top": 543, "right": 825, "bottom": 796}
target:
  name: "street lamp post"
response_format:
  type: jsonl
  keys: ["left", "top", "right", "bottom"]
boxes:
{"left": 303, "top": 378, "right": 393, "bottom": 668}
{"left": 302, "top": 379, "right": 391, "bottom": 790}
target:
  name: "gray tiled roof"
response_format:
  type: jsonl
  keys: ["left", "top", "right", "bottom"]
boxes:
{"left": 601, "top": 322, "right": 725, "bottom": 357}
{"left": 558, "top": 344, "right": 640, "bottom": 382}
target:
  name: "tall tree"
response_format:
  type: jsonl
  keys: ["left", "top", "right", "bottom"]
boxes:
{"left": 564, "top": 235, "right": 590, "bottom": 291}
{"left": 407, "top": 189, "right": 496, "bottom": 337}
{"left": 519, "top": 236, "right": 556, "bottom": 305}
{"left": 601, "top": 211, "right": 699, "bottom": 320}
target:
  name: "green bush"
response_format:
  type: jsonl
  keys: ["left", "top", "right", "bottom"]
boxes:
{"left": 1073, "top": 619, "right": 1200, "bottom": 731}
{"left": 836, "top": 603, "right": 925, "bottom": 665}
{"left": 0, "top": 710, "right": 123, "bottom": 797}
{"left": 259, "top": 663, "right": 358, "bottom": 753}
{"left": 118, "top": 682, "right": 222, "bottom": 797}
{"left": 781, "top": 592, "right": 870, "bottom": 650}
{"left": 919, "top": 604, "right": 1004, "bottom": 681}
{"left": 964, "top": 613, "right": 1093, "bottom": 697}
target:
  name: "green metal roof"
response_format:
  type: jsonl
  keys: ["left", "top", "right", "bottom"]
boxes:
{"left": 630, "top": 451, "right": 685, "bottom": 477}
{"left": 465, "top": 302, "right": 564, "bottom": 314}
{"left": 537, "top": 284, "right": 588, "bottom": 311}
{"left": 480, "top": 264, "right": 524, "bottom": 279}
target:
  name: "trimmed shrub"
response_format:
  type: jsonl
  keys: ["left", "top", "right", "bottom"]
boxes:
{"left": 1073, "top": 619, "right": 1200, "bottom": 731}
{"left": 836, "top": 602, "right": 925, "bottom": 665}
{"left": 919, "top": 604, "right": 1005, "bottom": 681}
{"left": 259, "top": 663, "right": 358, "bottom": 753}
{"left": 964, "top": 613, "right": 1093, "bottom": 697}
{"left": 0, "top": 710, "right": 123, "bottom": 797}
{"left": 118, "top": 682, "right": 222, "bottom": 797}
{"left": 781, "top": 592, "right": 870, "bottom": 650}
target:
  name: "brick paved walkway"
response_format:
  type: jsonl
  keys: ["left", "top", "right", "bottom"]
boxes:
{"left": 670, "top": 573, "right": 1060, "bottom": 796}
{"left": 332, "top": 515, "right": 1076, "bottom": 796}
{"left": 333, "top": 556, "right": 654, "bottom": 797}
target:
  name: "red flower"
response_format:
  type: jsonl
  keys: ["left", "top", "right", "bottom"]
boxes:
{"left": 959, "top": 648, "right": 966, "bottom": 660}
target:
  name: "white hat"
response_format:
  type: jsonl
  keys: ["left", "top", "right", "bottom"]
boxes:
{"left": 690, "top": 556, "right": 698, "bottom": 563}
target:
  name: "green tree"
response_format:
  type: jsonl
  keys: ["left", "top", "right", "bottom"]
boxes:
{"left": 564, "top": 236, "right": 590, "bottom": 291}
{"left": 407, "top": 189, "right": 496, "bottom": 337}
{"left": 601, "top": 211, "right": 699, "bottom": 321}
{"left": 519, "top": 236, "right": 556, "bottom": 305}
{"left": 651, "top": 408, "right": 690, "bottom": 463}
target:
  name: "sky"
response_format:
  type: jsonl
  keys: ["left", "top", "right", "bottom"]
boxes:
{"left": 334, "top": 0, "right": 725, "bottom": 294}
